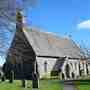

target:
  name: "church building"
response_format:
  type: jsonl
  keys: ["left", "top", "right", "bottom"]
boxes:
{"left": 4, "top": 11, "right": 90, "bottom": 80}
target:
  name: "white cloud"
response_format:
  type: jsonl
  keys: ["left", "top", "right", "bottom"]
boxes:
{"left": 77, "top": 20, "right": 90, "bottom": 30}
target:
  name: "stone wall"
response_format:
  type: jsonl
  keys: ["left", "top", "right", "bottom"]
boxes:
{"left": 36, "top": 57, "right": 57, "bottom": 78}
{"left": 61, "top": 57, "right": 90, "bottom": 80}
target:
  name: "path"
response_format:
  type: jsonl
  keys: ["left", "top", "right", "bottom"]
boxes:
{"left": 63, "top": 85, "right": 75, "bottom": 90}
{"left": 62, "top": 80, "right": 76, "bottom": 90}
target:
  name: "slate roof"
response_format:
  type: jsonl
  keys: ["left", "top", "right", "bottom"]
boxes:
{"left": 23, "top": 27, "right": 83, "bottom": 58}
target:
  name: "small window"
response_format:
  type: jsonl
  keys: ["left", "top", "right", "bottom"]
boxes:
{"left": 44, "top": 61, "right": 47, "bottom": 73}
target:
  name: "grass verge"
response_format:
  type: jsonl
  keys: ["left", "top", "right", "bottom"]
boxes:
{"left": 75, "top": 80, "right": 90, "bottom": 90}
{"left": 0, "top": 79, "right": 62, "bottom": 90}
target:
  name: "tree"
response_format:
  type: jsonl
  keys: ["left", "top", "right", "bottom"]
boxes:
{"left": 0, "top": 0, "right": 39, "bottom": 88}
{"left": 16, "top": 0, "right": 39, "bottom": 88}
{"left": 0, "top": 0, "right": 16, "bottom": 57}
{"left": 0, "top": 0, "right": 38, "bottom": 55}
{"left": 80, "top": 40, "right": 90, "bottom": 58}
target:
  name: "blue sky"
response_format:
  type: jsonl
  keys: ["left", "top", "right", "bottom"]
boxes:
{"left": 0, "top": 0, "right": 90, "bottom": 66}
{"left": 25, "top": 0, "right": 90, "bottom": 48}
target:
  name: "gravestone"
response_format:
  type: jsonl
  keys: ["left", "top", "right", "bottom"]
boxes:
{"left": 32, "top": 73, "right": 39, "bottom": 89}
{"left": 9, "top": 70, "right": 14, "bottom": 83}
{"left": 21, "top": 80, "right": 28, "bottom": 88}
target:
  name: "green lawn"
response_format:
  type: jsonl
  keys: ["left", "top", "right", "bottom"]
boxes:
{"left": 77, "top": 85, "right": 90, "bottom": 90}
{"left": 75, "top": 80, "right": 90, "bottom": 90}
{"left": 1, "top": 79, "right": 90, "bottom": 90}
{"left": 0, "top": 79, "right": 63, "bottom": 90}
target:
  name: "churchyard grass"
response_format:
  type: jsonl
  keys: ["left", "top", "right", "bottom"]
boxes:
{"left": 0, "top": 79, "right": 63, "bottom": 90}
{"left": 77, "top": 85, "right": 90, "bottom": 90}
{"left": 75, "top": 79, "right": 90, "bottom": 90}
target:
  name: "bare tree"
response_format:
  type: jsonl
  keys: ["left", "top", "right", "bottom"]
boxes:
{"left": 16, "top": 0, "right": 39, "bottom": 88}
{"left": 0, "top": 0, "right": 38, "bottom": 55}
{"left": 0, "top": 0, "right": 39, "bottom": 88}
{"left": 80, "top": 40, "right": 90, "bottom": 58}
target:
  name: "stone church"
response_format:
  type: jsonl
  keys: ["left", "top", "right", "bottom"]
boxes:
{"left": 3, "top": 11, "right": 90, "bottom": 80}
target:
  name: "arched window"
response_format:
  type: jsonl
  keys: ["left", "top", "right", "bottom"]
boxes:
{"left": 65, "top": 64, "right": 70, "bottom": 78}
{"left": 44, "top": 61, "right": 47, "bottom": 73}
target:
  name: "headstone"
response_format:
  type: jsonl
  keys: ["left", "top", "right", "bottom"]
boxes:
{"left": 9, "top": 70, "right": 14, "bottom": 83}
{"left": 1, "top": 76, "right": 5, "bottom": 81}
{"left": 32, "top": 73, "right": 39, "bottom": 89}
{"left": 22, "top": 80, "right": 27, "bottom": 88}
